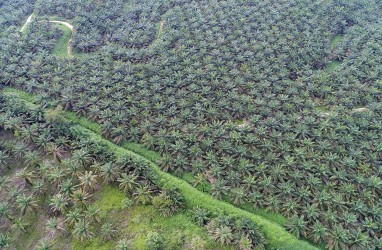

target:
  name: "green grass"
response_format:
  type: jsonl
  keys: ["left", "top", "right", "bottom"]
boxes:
{"left": 93, "top": 185, "right": 126, "bottom": 218}
{"left": 52, "top": 24, "right": 72, "bottom": 58}
{"left": 123, "top": 142, "right": 161, "bottom": 162}
{"left": 4, "top": 88, "right": 321, "bottom": 250}
{"left": 327, "top": 60, "right": 341, "bottom": 71}
{"left": 127, "top": 205, "right": 234, "bottom": 250}
{"left": 72, "top": 237, "right": 115, "bottom": 250}
{"left": 330, "top": 34, "right": 343, "bottom": 49}
{"left": 63, "top": 111, "right": 102, "bottom": 134}
{"left": 232, "top": 119, "right": 245, "bottom": 125}
{"left": 240, "top": 203, "right": 286, "bottom": 226}
{"left": 2, "top": 87, "right": 36, "bottom": 103}
{"left": 77, "top": 185, "right": 233, "bottom": 250}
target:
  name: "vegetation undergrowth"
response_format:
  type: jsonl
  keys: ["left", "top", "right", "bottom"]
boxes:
{"left": 3, "top": 87, "right": 320, "bottom": 250}
{"left": 330, "top": 34, "right": 343, "bottom": 49}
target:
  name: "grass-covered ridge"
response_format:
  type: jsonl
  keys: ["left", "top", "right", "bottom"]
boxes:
{"left": 3, "top": 87, "right": 319, "bottom": 250}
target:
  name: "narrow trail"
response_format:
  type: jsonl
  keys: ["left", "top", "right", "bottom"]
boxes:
{"left": 20, "top": 14, "right": 34, "bottom": 32}
{"left": 48, "top": 20, "right": 74, "bottom": 31}
{"left": 3, "top": 87, "right": 319, "bottom": 250}
{"left": 158, "top": 20, "right": 165, "bottom": 37}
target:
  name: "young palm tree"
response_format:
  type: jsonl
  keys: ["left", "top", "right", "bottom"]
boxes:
{"left": 0, "top": 176, "right": 11, "bottom": 192}
{"left": 311, "top": 221, "right": 327, "bottom": 244}
{"left": 115, "top": 239, "right": 131, "bottom": 250}
{"left": 49, "top": 193, "right": 69, "bottom": 215}
{"left": 15, "top": 168, "right": 36, "bottom": 187}
{"left": 117, "top": 172, "right": 138, "bottom": 193}
{"left": 238, "top": 236, "right": 252, "bottom": 250}
{"left": 65, "top": 208, "right": 83, "bottom": 229}
{"left": 84, "top": 205, "right": 101, "bottom": 224}
{"left": 15, "top": 193, "right": 38, "bottom": 216}
{"left": 45, "top": 142, "right": 65, "bottom": 162}
{"left": 285, "top": 215, "right": 307, "bottom": 239}
{"left": 326, "top": 224, "right": 350, "bottom": 250}
{"left": 213, "top": 225, "right": 233, "bottom": 245}
{"left": 72, "top": 149, "right": 92, "bottom": 168}
{"left": 46, "top": 217, "right": 66, "bottom": 236}
{"left": 191, "top": 206, "right": 210, "bottom": 226}
{"left": 23, "top": 150, "right": 41, "bottom": 168}
{"left": 0, "top": 201, "right": 13, "bottom": 222}
{"left": 133, "top": 185, "right": 153, "bottom": 205}
{"left": 0, "top": 151, "right": 9, "bottom": 170}
{"left": 0, "top": 233, "right": 12, "bottom": 249}
{"left": 73, "top": 219, "right": 93, "bottom": 242}
{"left": 99, "top": 163, "right": 120, "bottom": 184}
{"left": 78, "top": 171, "right": 98, "bottom": 191}
{"left": 71, "top": 189, "right": 91, "bottom": 209}
{"left": 100, "top": 222, "right": 117, "bottom": 241}
{"left": 189, "top": 236, "right": 206, "bottom": 250}
{"left": 11, "top": 217, "right": 29, "bottom": 233}
{"left": 35, "top": 239, "right": 53, "bottom": 250}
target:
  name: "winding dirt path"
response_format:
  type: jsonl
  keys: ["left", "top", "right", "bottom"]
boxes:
{"left": 48, "top": 20, "right": 74, "bottom": 31}
{"left": 47, "top": 20, "right": 74, "bottom": 55}
{"left": 20, "top": 14, "right": 34, "bottom": 32}
{"left": 21, "top": 14, "right": 74, "bottom": 55}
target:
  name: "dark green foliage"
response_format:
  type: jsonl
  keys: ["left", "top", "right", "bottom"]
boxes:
{"left": 1, "top": 0, "right": 382, "bottom": 249}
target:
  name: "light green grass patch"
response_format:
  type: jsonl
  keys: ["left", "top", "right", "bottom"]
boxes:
{"left": 63, "top": 111, "right": 102, "bottom": 134}
{"left": 327, "top": 60, "right": 341, "bottom": 71}
{"left": 123, "top": 142, "right": 161, "bottom": 162}
{"left": 72, "top": 237, "right": 115, "bottom": 250}
{"left": 240, "top": 203, "right": 286, "bottom": 226}
{"left": 2, "top": 87, "right": 36, "bottom": 103}
{"left": 330, "top": 34, "right": 343, "bottom": 49}
{"left": 52, "top": 24, "right": 72, "bottom": 58}
{"left": 127, "top": 205, "right": 233, "bottom": 250}
{"left": 93, "top": 186, "right": 125, "bottom": 217}
{"left": 232, "top": 119, "right": 245, "bottom": 125}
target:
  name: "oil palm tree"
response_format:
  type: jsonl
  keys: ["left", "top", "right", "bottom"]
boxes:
{"left": 71, "top": 189, "right": 91, "bottom": 209}
{"left": 285, "top": 215, "right": 307, "bottom": 239}
{"left": 15, "top": 193, "right": 38, "bottom": 216}
{"left": 99, "top": 163, "right": 120, "bottom": 184}
{"left": 117, "top": 172, "right": 138, "bottom": 193}
{"left": 133, "top": 184, "right": 153, "bottom": 205}
{"left": 100, "top": 223, "right": 116, "bottom": 240}
{"left": 73, "top": 219, "right": 93, "bottom": 242}
{"left": 0, "top": 151, "right": 9, "bottom": 170}
{"left": 213, "top": 225, "right": 233, "bottom": 245}
{"left": 49, "top": 193, "right": 69, "bottom": 215}
{"left": 78, "top": 171, "right": 98, "bottom": 191}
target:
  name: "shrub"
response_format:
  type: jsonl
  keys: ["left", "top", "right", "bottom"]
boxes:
{"left": 145, "top": 231, "right": 164, "bottom": 250}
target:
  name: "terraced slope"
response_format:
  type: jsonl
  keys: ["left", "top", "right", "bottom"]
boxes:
{"left": 2, "top": 87, "right": 319, "bottom": 250}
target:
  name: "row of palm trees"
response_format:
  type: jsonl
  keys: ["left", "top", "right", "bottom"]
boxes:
{"left": 0, "top": 94, "right": 270, "bottom": 249}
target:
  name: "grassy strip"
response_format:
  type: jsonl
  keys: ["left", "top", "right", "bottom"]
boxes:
{"left": 123, "top": 142, "right": 161, "bottom": 162}
{"left": 72, "top": 125, "right": 318, "bottom": 250}
{"left": 3, "top": 88, "right": 319, "bottom": 250}
{"left": 62, "top": 111, "right": 102, "bottom": 134}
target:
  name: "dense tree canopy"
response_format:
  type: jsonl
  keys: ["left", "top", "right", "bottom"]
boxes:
{"left": 0, "top": 0, "right": 381, "bottom": 249}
